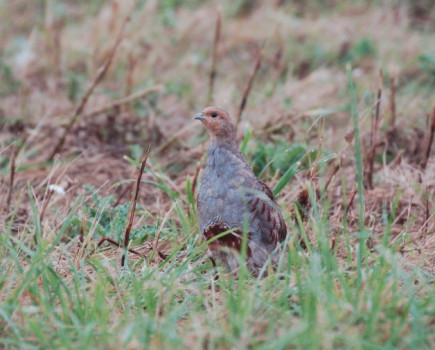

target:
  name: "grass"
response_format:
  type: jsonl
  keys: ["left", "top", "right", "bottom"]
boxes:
{"left": 1, "top": 1, "right": 435, "bottom": 349}
{"left": 1, "top": 179, "right": 434, "bottom": 348}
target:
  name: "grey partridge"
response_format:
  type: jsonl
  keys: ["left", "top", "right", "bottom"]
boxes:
{"left": 195, "top": 106, "right": 287, "bottom": 275}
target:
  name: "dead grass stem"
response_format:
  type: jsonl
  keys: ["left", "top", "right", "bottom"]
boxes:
{"left": 206, "top": 7, "right": 221, "bottom": 106}
{"left": 235, "top": 54, "right": 261, "bottom": 128}
{"left": 121, "top": 146, "right": 150, "bottom": 267}
{"left": 96, "top": 236, "right": 144, "bottom": 259}
{"left": 6, "top": 151, "right": 16, "bottom": 211}
{"left": 82, "top": 85, "right": 163, "bottom": 119}
{"left": 48, "top": 11, "right": 132, "bottom": 161}
{"left": 95, "top": 146, "right": 150, "bottom": 265}
{"left": 39, "top": 189, "right": 53, "bottom": 223}
{"left": 367, "top": 69, "right": 383, "bottom": 188}
{"left": 390, "top": 72, "right": 397, "bottom": 129}
{"left": 421, "top": 106, "right": 435, "bottom": 169}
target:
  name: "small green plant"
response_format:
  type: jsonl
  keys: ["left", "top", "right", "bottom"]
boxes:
{"left": 419, "top": 53, "right": 435, "bottom": 82}
{"left": 67, "top": 185, "right": 152, "bottom": 243}
{"left": 250, "top": 137, "right": 318, "bottom": 177}
{"left": 0, "top": 60, "right": 20, "bottom": 96}
{"left": 341, "top": 37, "right": 375, "bottom": 64}
{"left": 66, "top": 72, "right": 87, "bottom": 102}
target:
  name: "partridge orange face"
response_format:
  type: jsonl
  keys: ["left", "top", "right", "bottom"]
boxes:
{"left": 194, "top": 106, "right": 236, "bottom": 141}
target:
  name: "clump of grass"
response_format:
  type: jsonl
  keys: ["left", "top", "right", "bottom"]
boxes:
{"left": 0, "top": 60, "right": 20, "bottom": 96}
{"left": 1, "top": 173, "right": 434, "bottom": 348}
{"left": 250, "top": 137, "right": 320, "bottom": 177}
{"left": 68, "top": 185, "right": 149, "bottom": 243}
{"left": 341, "top": 37, "right": 375, "bottom": 64}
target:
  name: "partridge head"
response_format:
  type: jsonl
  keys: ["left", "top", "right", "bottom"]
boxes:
{"left": 194, "top": 106, "right": 236, "bottom": 143}
{"left": 195, "top": 106, "right": 287, "bottom": 276}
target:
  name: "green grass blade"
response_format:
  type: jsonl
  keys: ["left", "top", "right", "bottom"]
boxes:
{"left": 272, "top": 161, "right": 300, "bottom": 196}
{"left": 240, "top": 127, "right": 252, "bottom": 154}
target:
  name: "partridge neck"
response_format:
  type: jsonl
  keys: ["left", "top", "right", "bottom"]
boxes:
{"left": 209, "top": 137, "right": 239, "bottom": 153}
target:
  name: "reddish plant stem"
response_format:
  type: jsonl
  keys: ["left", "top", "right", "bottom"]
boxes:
{"left": 121, "top": 146, "right": 150, "bottom": 267}
{"left": 344, "top": 187, "right": 358, "bottom": 219}
{"left": 39, "top": 189, "right": 54, "bottom": 223}
{"left": 207, "top": 8, "right": 221, "bottom": 106}
{"left": 6, "top": 151, "right": 16, "bottom": 211}
{"left": 421, "top": 106, "right": 435, "bottom": 169}
{"left": 235, "top": 55, "right": 262, "bottom": 127}
{"left": 324, "top": 160, "right": 340, "bottom": 192}
{"left": 97, "top": 237, "right": 144, "bottom": 259}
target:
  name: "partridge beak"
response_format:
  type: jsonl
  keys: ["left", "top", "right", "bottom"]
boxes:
{"left": 194, "top": 113, "right": 205, "bottom": 121}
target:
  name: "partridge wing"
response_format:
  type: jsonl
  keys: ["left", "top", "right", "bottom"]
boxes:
{"left": 245, "top": 180, "right": 287, "bottom": 246}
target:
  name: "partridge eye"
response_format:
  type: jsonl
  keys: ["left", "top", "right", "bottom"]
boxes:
{"left": 211, "top": 112, "right": 218, "bottom": 118}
